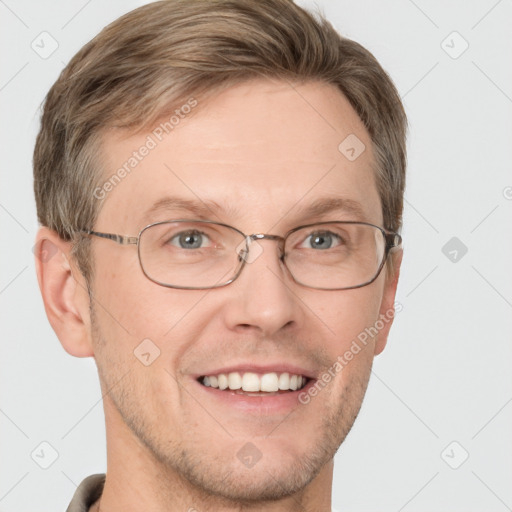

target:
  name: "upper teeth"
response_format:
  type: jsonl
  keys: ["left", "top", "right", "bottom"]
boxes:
{"left": 202, "top": 372, "right": 307, "bottom": 392}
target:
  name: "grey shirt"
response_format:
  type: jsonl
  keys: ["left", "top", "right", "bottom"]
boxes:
{"left": 67, "top": 474, "right": 105, "bottom": 512}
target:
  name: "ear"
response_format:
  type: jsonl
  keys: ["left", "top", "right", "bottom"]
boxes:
{"left": 34, "top": 227, "right": 94, "bottom": 357}
{"left": 374, "top": 249, "right": 403, "bottom": 356}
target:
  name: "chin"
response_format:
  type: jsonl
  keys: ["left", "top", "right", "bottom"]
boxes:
{"left": 171, "top": 447, "right": 328, "bottom": 503}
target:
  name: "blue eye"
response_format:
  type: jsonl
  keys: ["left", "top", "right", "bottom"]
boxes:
{"left": 303, "top": 231, "right": 342, "bottom": 250}
{"left": 169, "top": 230, "right": 210, "bottom": 249}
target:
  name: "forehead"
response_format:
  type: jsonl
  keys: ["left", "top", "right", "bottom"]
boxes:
{"left": 97, "top": 79, "right": 381, "bottom": 231}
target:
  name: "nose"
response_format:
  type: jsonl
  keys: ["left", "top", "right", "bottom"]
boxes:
{"left": 221, "top": 237, "right": 301, "bottom": 337}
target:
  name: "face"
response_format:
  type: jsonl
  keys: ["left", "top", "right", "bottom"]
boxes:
{"left": 88, "top": 79, "right": 399, "bottom": 501}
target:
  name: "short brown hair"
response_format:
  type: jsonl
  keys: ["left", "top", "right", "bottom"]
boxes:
{"left": 33, "top": 0, "right": 407, "bottom": 284}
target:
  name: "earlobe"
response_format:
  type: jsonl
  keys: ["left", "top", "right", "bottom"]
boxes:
{"left": 374, "top": 249, "right": 403, "bottom": 356}
{"left": 34, "top": 227, "right": 94, "bottom": 358}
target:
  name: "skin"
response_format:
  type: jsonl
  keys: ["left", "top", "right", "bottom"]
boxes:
{"left": 35, "top": 79, "right": 402, "bottom": 512}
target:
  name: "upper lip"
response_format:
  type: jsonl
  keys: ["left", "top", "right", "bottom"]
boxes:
{"left": 193, "top": 362, "right": 318, "bottom": 380}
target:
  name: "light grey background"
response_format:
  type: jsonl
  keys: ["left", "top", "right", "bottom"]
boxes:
{"left": 1, "top": 0, "right": 511, "bottom": 511}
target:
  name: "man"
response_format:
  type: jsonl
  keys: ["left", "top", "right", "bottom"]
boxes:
{"left": 33, "top": 0, "right": 407, "bottom": 510}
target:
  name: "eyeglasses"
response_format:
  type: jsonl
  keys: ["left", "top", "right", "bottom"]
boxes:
{"left": 81, "top": 219, "right": 402, "bottom": 291}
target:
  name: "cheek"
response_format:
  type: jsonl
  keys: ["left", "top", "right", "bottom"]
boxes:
{"left": 314, "top": 285, "right": 384, "bottom": 347}
{"left": 92, "top": 246, "right": 208, "bottom": 343}
{"left": 310, "top": 286, "right": 384, "bottom": 393}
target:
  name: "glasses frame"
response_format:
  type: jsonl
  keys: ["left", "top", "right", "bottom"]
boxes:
{"left": 81, "top": 219, "right": 402, "bottom": 291}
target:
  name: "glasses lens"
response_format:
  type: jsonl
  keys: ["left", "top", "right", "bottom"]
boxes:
{"left": 139, "top": 221, "right": 245, "bottom": 288}
{"left": 138, "top": 221, "right": 388, "bottom": 290}
{"left": 284, "top": 223, "right": 386, "bottom": 289}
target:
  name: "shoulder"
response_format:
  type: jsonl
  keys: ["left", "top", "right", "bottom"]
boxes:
{"left": 66, "top": 474, "right": 105, "bottom": 512}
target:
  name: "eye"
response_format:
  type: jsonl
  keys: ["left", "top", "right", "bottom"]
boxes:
{"left": 168, "top": 230, "right": 211, "bottom": 249}
{"left": 301, "top": 231, "right": 343, "bottom": 250}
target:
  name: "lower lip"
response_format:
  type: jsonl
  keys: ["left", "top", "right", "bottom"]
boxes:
{"left": 194, "top": 378, "right": 316, "bottom": 414}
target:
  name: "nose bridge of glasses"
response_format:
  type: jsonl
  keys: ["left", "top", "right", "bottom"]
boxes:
{"left": 249, "top": 233, "right": 285, "bottom": 254}
{"left": 249, "top": 233, "right": 283, "bottom": 242}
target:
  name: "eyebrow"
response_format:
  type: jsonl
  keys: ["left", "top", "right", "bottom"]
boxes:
{"left": 140, "top": 195, "right": 367, "bottom": 225}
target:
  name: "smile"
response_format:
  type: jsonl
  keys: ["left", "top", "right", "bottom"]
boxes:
{"left": 199, "top": 371, "right": 309, "bottom": 394}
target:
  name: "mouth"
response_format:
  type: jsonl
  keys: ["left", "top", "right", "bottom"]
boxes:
{"left": 194, "top": 362, "right": 317, "bottom": 412}
{"left": 197, "top": 371, "right": 311, "bottom": 397}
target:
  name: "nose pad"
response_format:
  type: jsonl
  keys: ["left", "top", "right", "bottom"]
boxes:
{"left": 235, "top": 236, "right": 253, "bottom": 264}
{"left": 236, "top": 234, "right": 285, "bottom": 263}
{"left": 236, "top": 236, "right": 265, "bottom": 264}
